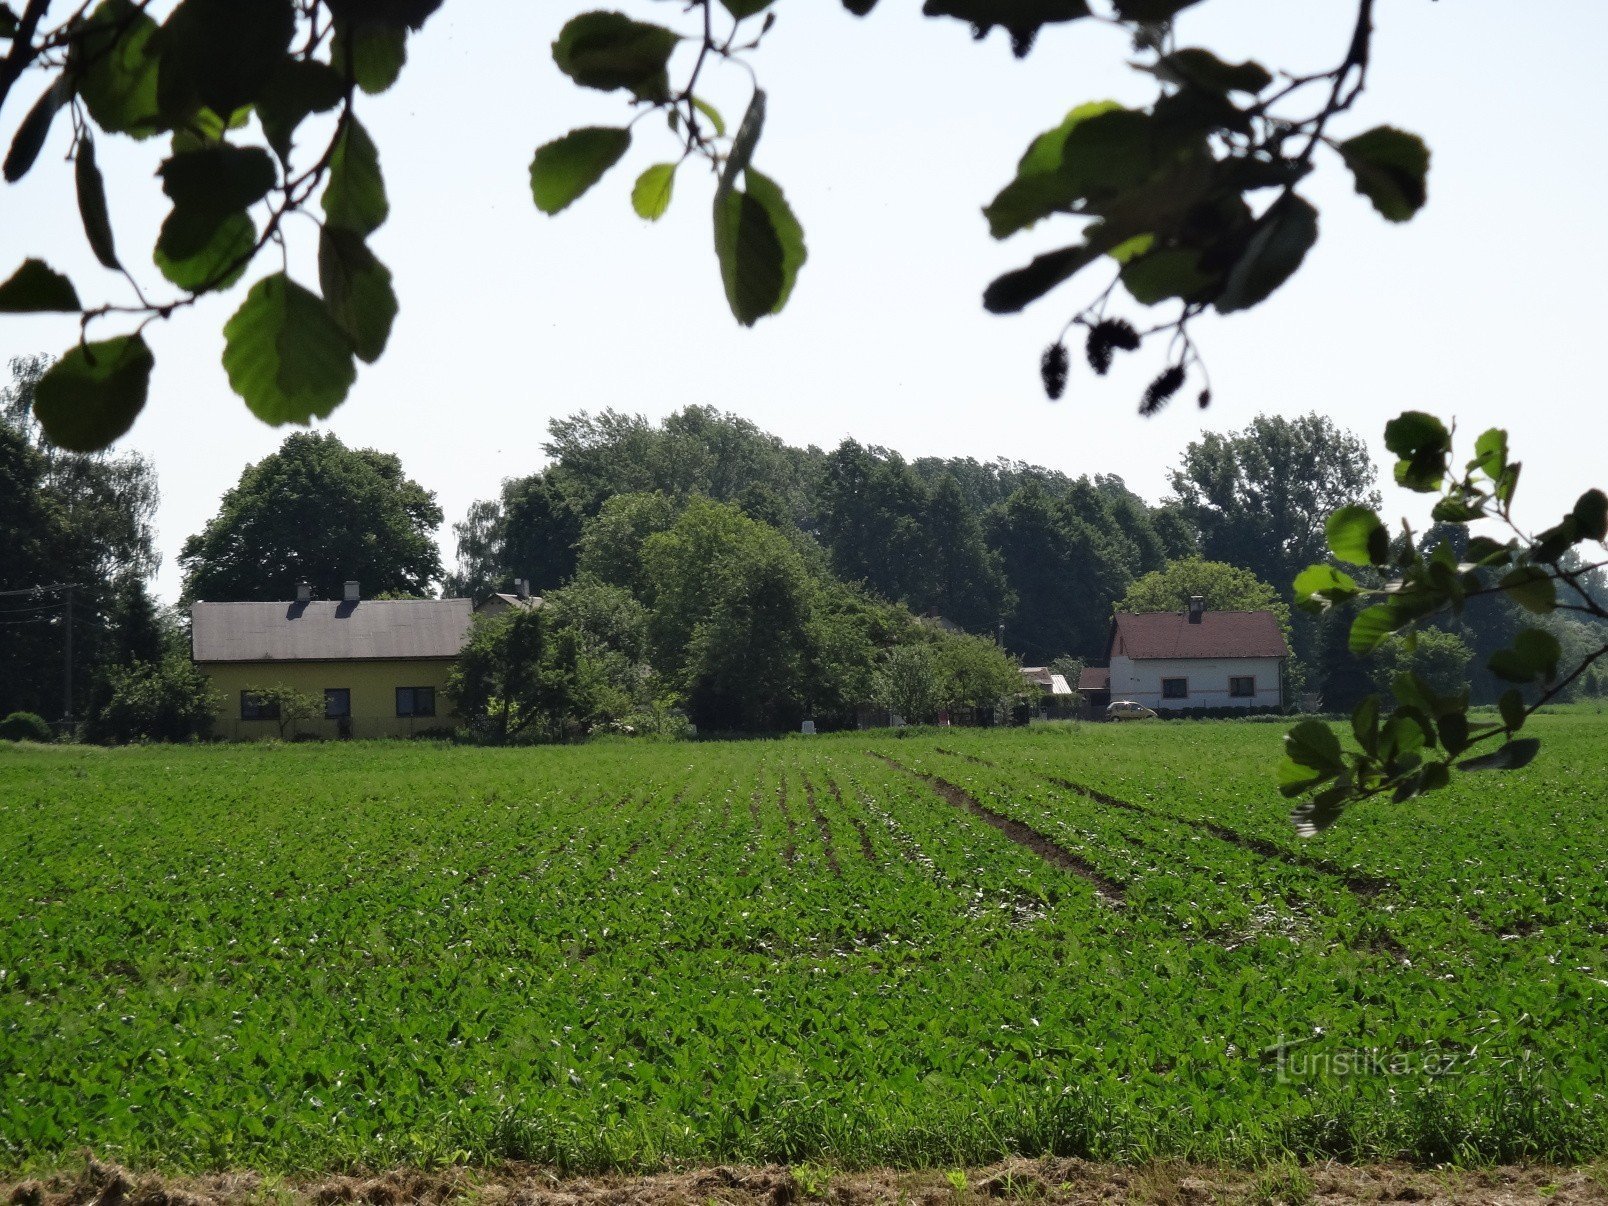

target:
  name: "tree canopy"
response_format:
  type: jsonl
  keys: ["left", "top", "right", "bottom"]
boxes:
{"left": 179, "top": 429, "right": 442, "bottom": 602}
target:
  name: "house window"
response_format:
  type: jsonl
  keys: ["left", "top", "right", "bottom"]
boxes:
{"left": 324, "top": 688, "right": 351, "bottom": 719}
{"left": 396, "top": 686, "right": 436, "bottom": 718}
{"left": 1229, "top": 676, "right": 1256, "bottom": 698}
{"left": 1161, "top": 678, "right": 1188, "bottom": 700}
{"left": 240, "top": 691, "right": 280, "bottom": 721}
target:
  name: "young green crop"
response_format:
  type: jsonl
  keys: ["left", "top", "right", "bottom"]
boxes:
{"left": 0, "top": 716, "right": 1604, "bottom": 1175}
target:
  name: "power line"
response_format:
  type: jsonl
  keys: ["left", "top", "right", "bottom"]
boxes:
{"left": 0, "top": 583, "right": 78, "bottom": 598}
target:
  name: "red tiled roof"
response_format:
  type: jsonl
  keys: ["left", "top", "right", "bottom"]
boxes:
{"left": 1077, "top": 666, "right": 1110, "bottom": 691}
{"left": 1111, "top": 610, "right": 1288, "bottom": 660}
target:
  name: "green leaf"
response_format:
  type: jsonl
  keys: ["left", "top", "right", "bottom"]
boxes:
{"left": 1284, "top": 719, "right": 1342, "bottom": 772}
{"left": 0, "top": 259, "right": 81, "bottom": 312}
{"left": 1435, "top": 710, "right": 1469, "bottom": 757}
{"left": 154, "top": 210, "right": 254, "bottom": 291}
{"left": 1348, "top": 604, "right": 1400, "bottom": 656}
{"left": 317, "top": 227, "right": 397, "bottom": 363}
{"left": 983, "top": 235, "right": 1110, "bottom": 314}
{"left": 923, "top": 0, "right": 1093, "bottom": 54}
{"left": 1113, "top": 0, "right": 1202, "bottom": 16}
{"left": 631, "top": 163, "right": 677, "bottom": 221}
{"left": 1338, "top": 126, "right": 1429, "bottom": 223}
{"left": 1278, "top": 757, "right": 1334, "bottom": 799}
{"left": 1150, "top": 48, "right": 1271, "bottom": 95}
{"left": 157, "top": 144, "right": 277, "bottom": 261}
{"left": 332, "top": 20, "right": 407, "bottom": 94}
{"left": 1326, "top": 505, "right": 1388, "bottom": 566}
{"left": 1458, "top": 737, "right": 1540, "bottom": 774}
{"left": 1293, "top": 563, "right": 1360, "bottom": 610}
{"left": 529, "top": 127, "right": 631, "bottom": 216}
{"left": 1214, "top": 194, "right": 1317, "bottom": 313}
{"left": 1514, "top": 628, "right": 1561, "bottom": 681}
{"left": 1384, "top": 410, "right": 1450, "bottom": 492}
{"left": 744, "top": 169, "right": 806, "bottom": 313}
{"left": 74, "top": 135, "right": 120, "bottom": 271}
{"left": 714, "top": 187, "right": 784, "bottom": 327}
{"left": 1289, "top": 782, "right": 1351, "bottom": 836}
{"left": 322, "top": 0, "right": 442, "bottom": 32}
{"left": 256, "top": 60, "right": 344, "bottom": 160}
{"left": 221, "top": 274, "right": 356, "bottom": 425}
{"left": 719, "top": 0, "right": 775, "bottom": 16}
{"left": 1498, "top": 688, "right": 1526, "bottom": 733}
{"left": 322, "top": 118, "right": 388, "bottom": 235}
{"left": 1488, "top": 629, "right": 1560, "bottom": 684}
{"left": 4, "top": 75, "right": 68, "bottom": 183}
{"left": 157, "top": 0, "right": 295, "bottom": 122}
{"left": 691, "top": 96, "right": 726, "bottom": 137}
{"left": 1498, "top": 566, "right": 1556, "bottom": 615}
{"left": 73, "top": 0, "right": 164, "bottom": 139}
{"left": 1120, "top": 247, "right": 1213, "bottom": 305}
{"left": 1350, "top": 695, "right": 1379, "bottom": 755}
{"left": 551, "top": 12, "right": 680, "bottom": 102}
{"left": 982, "top": 101, "right": 1127, "bottom": 239}
{"left": 31, "top": 335, "right": 154, "bottom": 451}
{"left": 1572, "top": 489, "right": 1607, "bottom": 542}
{"left": 1471, "top": 427, "right": 1507, "bottom": 480}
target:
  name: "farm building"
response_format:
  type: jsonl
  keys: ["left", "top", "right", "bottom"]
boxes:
{"left": 191, "top": 583, "right": 473, "bottom": 740}
{"left": 1081, "top": 598, "right": 1288, "bottom": 712}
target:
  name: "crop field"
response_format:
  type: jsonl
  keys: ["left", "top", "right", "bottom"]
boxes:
{"left": 2, "top": 713, "right": 1606, "bottom": 1177}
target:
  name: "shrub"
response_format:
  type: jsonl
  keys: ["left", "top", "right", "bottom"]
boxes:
{"left": 0, "top": 711, "right": 54, "bottom": 742}
{"left": 88, "top": 656, "right": 218, "bottom": 744}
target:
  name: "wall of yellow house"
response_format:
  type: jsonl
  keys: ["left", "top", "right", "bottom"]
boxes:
{"left": 198, "top": 659, "right": 456, "bottom": 741}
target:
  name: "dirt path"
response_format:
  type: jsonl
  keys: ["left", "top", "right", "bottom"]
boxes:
{"left": 6, "top": 1155, "right": 1603, "bottom": 1204}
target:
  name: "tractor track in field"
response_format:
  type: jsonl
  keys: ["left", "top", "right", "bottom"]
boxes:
{"left": 826, "top": 775, "right": 879, "bottom": 865}
{"left": 777, "top": 777, "right": 799, "bottom": 867}
{"left": 872, "top": 753, "right": 1125, "bottom": 904}
{"left": 935, "top": 747, "right": 1391, "bottom": 898}
{"left": 801, "top": 774, "right": 843, "bottom": 878}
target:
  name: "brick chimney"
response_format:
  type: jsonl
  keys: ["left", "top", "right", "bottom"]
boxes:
{"left": 1187, "top": 595, "right": 1205, "bottom": 624}
{"left": 343, "top": 581, "right": 360, "bottom": 603}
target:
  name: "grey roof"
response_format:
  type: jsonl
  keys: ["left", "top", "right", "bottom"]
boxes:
{"left": 474, "top": 593, "right": 543, "bottom": 613}
{"left": 192, "top": 599, "right": 473, "bottom": 663}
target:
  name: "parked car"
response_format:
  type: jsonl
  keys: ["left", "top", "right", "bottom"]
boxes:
{"left": 1107, "top": 700, "right": 1157, "bottom": 721}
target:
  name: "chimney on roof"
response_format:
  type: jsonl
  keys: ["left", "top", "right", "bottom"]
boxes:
{"left": 295, "top": 580, "right": 311, "bottom": 603}
{"left": 1188, "top": 595, "right": 1205, "bottom": 624}
{"left": 515, "top": 578, "right": 530, "bottom": 601}
{"left": 344, "top": 581, "right": 360, "bottom": 603}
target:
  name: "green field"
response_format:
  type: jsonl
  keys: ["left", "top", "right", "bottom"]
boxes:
{"left": 2, "top": 714, "right": 1606, "bottom": 1175}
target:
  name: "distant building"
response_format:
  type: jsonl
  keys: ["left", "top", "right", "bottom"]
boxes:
{"left": 473, "top": 578, "right": 541, "bottom": 617}
{"left": 1082, "top": 597, "right": 1288, "bottom": 712}
{"left": 191, "top": 581, "right": 473, "bottom": 740}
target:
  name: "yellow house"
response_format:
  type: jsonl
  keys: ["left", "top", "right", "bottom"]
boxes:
{"left": 191, "top": 588, "right": 473, "bottom": 740}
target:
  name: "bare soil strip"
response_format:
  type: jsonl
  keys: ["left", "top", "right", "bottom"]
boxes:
{"left": 777, "top": 776, "right": 799, "bottom": 867}
{"left": 872, "top": 753, "right": 1125, "bottom": 904}
{"left": 826, "top": 775, "right": 878, "bottom": 866}
{"left": 934, "top": 747, "right": 1389, "bottom": 897}
{"left": 6, "top": 1155, "right": 1600, "bottom": 1205}
{"left": 802, "top": 775, "right": 843, "bottom": 878}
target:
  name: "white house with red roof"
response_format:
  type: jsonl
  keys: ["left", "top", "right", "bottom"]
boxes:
{"left": 1081, "top": 597, "right": 1289, "bottom": 712}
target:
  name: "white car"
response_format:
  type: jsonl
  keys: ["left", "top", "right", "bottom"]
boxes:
{"left": 1107, "top": 700, "right": 1158, "bottom": 721}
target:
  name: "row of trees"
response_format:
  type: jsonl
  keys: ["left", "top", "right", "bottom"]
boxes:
{"left": 449, "top": 494, "right": 1022, "bottom": 738}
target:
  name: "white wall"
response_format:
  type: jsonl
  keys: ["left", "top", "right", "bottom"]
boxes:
{"left": 1108, "top": 655, "right": 1283, "bottom": 710}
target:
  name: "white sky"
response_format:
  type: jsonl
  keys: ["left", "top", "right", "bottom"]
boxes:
{"left": 5, "top": 1, "right": 1606, "bottom": 604}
